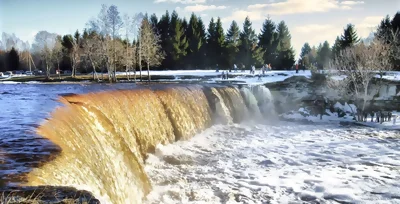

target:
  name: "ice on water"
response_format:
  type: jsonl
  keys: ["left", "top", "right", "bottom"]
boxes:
{"left": 144, "top": 123, "right": 400, "bottom": 203}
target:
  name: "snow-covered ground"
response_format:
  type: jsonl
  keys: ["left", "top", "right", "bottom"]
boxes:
{"left": 144, "top": 123, "right": 400, "bottom": 204}
{"left": 282, "top": 103, "right": 400, "bottom": 130}
{"left": 2, "top": 70, "right": 400, "bottom": 85}
{"left": 114, "top": 70, "right": 312, "bottom": 85}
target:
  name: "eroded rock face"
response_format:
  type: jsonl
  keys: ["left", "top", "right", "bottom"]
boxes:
{"left": 0, "top": 186, "right": 100, "bottom": 204}
{"left": 265, "top": 75, "right": 400, "bottom": 114}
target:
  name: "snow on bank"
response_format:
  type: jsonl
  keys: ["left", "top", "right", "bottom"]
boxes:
{"left": 282, "top": 105, "right": 400, "bottom": 130}
{"left": 144, "top": 123, "right": 400, "bottom": 203}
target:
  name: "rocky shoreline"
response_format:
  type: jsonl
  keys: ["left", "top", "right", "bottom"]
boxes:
{"left": 0, "top": 186, "right": 100, "bottom": 204}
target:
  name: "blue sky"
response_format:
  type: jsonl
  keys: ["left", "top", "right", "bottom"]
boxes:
{"left": 0, "top": 0, "right": 399, "bottom": 58}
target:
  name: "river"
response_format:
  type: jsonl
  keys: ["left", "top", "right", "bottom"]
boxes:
{"left": 0, "top": 84, "right": 399, "bottom": 204}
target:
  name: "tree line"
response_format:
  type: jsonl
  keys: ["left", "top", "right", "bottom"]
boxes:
{"left": 0, "top": 4, "right": 297, "bottom": 80}
{"left": 299, "top": 11, "right": 400, "bottom": 71}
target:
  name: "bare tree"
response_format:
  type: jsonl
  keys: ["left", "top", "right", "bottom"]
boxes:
{"left": 107, "top": 5, "right": 123, "bottom": 82}
{"left": 52, "top": 36, "right": 63, "bottom": 79}
{"left": 139, "top": 19, "right": 165, "bottom": 82}
{"left": 328, "top": 37, "right": 393, "bottom": 114}
{"left": 32, "top": 31, "right": 57, "bottom": 78}
{"left": 82, "top": 33, "right": 103, "bottom": 81}
{"left": 87, "top": 4, "right": 123, "bottom": 82}
{"left": 133, "top": 13, "right": 145, "bottom": 81}
{"left": 123, "top": 14, "right": 134, "bottom": 81}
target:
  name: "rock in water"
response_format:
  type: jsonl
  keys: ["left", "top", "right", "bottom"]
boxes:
{"left": 0, "top": 186, "right": 100, "bottom": 204}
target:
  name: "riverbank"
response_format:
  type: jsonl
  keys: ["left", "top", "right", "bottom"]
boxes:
{"left": 0, "top": 186, "right": 100, "bottom": 204}
{"left": 0, "top": 70, "right": 309, "bottom": 84}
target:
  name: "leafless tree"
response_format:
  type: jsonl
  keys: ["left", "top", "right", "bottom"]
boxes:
{"left": 32, "top": 31, "right": 58, "bottom": 78}
{"left": 87, "top": 4, "right": 123, "bottom": 82}
{"left": 123, "top": 14, "right": 135, "bottom": 81}
{"left": 139, "top": 19, "right": 165, "bottom": 82}
{"left": 133, "top": 13, "right": 145, "bottom": 81}
{"left": 52, "top": 36, "right": 63, "bottom": 79}
{"left": 328, "top": 37, "right": 393, "bottom": 113}
{"left": 82, "top": 33, "right": 103, "bottom": 81}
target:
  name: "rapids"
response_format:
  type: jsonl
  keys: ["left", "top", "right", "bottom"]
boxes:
{"left": 1, "top": 83, "right": 399, "bottom": 204}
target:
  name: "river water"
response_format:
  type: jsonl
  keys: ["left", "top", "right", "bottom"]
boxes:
{"left": 1, "top": 84, "right": 400, "bottom": 203}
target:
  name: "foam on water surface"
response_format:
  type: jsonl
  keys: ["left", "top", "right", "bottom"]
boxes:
{"left": 144, "top": 123, "right": 400, "bottom": 204}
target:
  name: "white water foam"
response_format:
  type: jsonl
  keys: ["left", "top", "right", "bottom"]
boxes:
{"left": 144, "top": 123, "right": 400, "bottom": 204}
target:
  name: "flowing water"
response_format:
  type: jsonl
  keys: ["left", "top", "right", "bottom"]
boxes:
{"left": 0, "top": 83, "right": 400, "bottom": 204}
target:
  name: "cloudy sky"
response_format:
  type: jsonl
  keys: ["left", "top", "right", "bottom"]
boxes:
{"left": 0, "top": 0, "right": 398, "bottom": 58}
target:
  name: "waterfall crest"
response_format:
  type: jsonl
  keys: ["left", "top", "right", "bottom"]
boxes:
{"left": 26, "top": 85, "right": 276, "bottom": 204}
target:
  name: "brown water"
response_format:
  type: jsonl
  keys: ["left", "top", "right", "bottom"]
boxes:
{"left": 7, "top": 84, "right": 254, "bottom": 204}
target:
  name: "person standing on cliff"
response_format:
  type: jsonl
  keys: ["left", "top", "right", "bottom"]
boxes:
{"left": 295, "top": 64, "right": 299, "bottom": 74}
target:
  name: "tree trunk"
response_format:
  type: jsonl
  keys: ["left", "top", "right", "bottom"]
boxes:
{"left": 362, "top": 81, "right": 370, "bottom": 112}
{"left": 89, "top": 57, "right": 98, "bottom": 82}
{"left": 71, "top": 54, "right": 75, "bottom": 78}
{"left": 147, "top": 62, "right": 150, "bottom": 83}
{"left": 139, "top": 37, "right": 142, "bottom": 82}
{"left": 58, "top": 62, "right": 60, "bottom": 79}
{"left": 134, "top": 65, "right": 136, "bottom": 82}
{"left": 46, "top": 63, "right": 50, "bottom": 79}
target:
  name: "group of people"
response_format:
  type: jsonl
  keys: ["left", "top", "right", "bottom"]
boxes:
{"left": 219, "top": 63, "right": 273, "bottom": 80}
{"left": 357, "top": 110, "right": 397, "bottom": 124}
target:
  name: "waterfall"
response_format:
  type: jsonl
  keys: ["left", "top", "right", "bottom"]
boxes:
{"left": 25, "top": 84, "right": 275, "bottom": 204}
{"left": 240, "top": 87, "right": 262, "bottom": 120}
{"left": 251, "top": 85, "right": 276, "bottom": 118}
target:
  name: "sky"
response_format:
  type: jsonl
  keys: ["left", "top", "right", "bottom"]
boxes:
{"left": 0, "top": 0, "right": 399, "bottom": 58}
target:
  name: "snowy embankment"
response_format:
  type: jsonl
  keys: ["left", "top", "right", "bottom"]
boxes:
{"left": 282, "top": 102, "right": 400, "bottom": 130}
{"left": 116, "top": 70, "right": 312, "bottom": 85}
{"left": 1, "top": 70, "right": 400, "bottom": 85}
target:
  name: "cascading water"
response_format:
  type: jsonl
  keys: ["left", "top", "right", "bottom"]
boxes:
{"left": 240, "top": 87, "right": 262, "bottom": 120}
{"left": 251, "top": 85, "right": 277, "bottom": 118}
{"left": 25, "top": 85, "right": 275, "bottom": 204}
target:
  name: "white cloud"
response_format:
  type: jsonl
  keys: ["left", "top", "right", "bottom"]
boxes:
{"left": 243, "top": 0, "right": 365, "bottom": 15}
{"left": 291, "top": 15, "right": 383, "bottom": 58}
{"left": 340, "top": 1, "right": 364, "bottom": 5}
{"left": 183, "top": 4, "right": 227, "bottom": 12}
{"left": 294, "top": 24, "right": 336, "bottom": 34}
{"left": 291, "top": 23, "right": 343, "bottom": 57}
{"left": 221, "top": 9, "right": 266, "bottom": 23}
{"left": 356, "top": 16, "right": 383, "bottom": 37}
{"left": 154, "top": 0, "right": 206, "bottom": 4}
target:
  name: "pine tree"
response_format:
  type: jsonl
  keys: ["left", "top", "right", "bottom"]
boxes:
{"left": 150, "top": 13, "right": 158, "bottom": 32}
{"left": 239, "top": 17, "right": 264, "bottom": 67}
{"left": 214, "top": 17, "right": 226, "bottom": 67}
{"left": 182, "top": 18, "right": 188, "bottom": 35}
{"left": 376, "top": 15, "right": 392, "bottom": 41}
{"left": 158, "top": 11, "right": 171, "bottom": 69}
{"left": 206, "top": 18, "right": 217, "bottom": 68}
{"left": 258, "top": 17, "right": 277, "bottom": 66}
{"left": 391, "top": 12, "right": 400, "bottom": 70}
{"left": 299, "top": 42, "right": 311, "bottom": 68}
{"left": 197, "top": 17, "right": 207, "bottom": 68}
{"left": 316, "top": 41, "right": 331, "bottom": 69}
{"left": 7, "top": 47, "right": 19, "bottom": 71}
{"left": 300, "top": 43, "right": 311, "bottom": 59}
{"left": 392, "top": 12, "right": 400, "bottom": 34}
{"left": 275, "top": 21, "right": 295, "bottom": 70}
{"left": 331, "top": 36, "right": 341, "bottom": 58}
{"left": 226, "top": 20, "right": 240, "bottom": 68}
{"left": 339, "top": 24, "right": 360, "bottom": 49}
{"left": 170, "top": 11, "right": 188, "bottom": 68}
{"left": 309, "top": 46, "right": 318, "bottom": 66}
{"left": 186, "top": 13, "right": 198, "bottom": 68}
